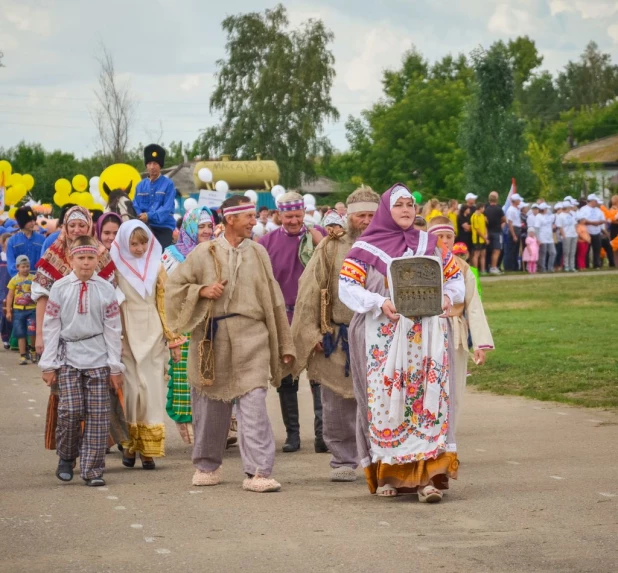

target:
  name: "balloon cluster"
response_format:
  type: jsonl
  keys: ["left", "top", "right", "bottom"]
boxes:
{"left": 0, "top": 160, "right": 35, "bottom": 207}
{"left": 53, "top": 174, "right": 105, "bottom": 210}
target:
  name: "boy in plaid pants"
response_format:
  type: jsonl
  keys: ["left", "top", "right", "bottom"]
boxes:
{"left": 39, "top": 236, "right": 124, "bottom": 486}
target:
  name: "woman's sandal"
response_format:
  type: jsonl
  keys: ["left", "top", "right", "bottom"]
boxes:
{"left": 122, "top": 452, "right": 136, "bottom": 468}
{"left": 418, "top": 484, "right": 443, "bottom": 503}
{"left": 56, "top": 458, "right": 74, "bottom": 482}
{"left": 376, "top": 483, "right": 398, "bottom": 497}
{"left": 140, "top": 455, "right": 156, "bottom": 470}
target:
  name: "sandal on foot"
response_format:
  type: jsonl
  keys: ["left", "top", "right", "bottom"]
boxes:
{"left": 418, "top": 484, "right": 443, "bottom": 503}
{"left": 330, "top": 467, "right": 357, "bottom": 482}
{"left": 85, "top": 477, "right": 106, "bottom": 487}
{"left": 242, "top": 476, "right": 281, "bottom": 493}
{"left": 56, "top": 459, "right": 74, "bottom": 482}
{"left": 192, "top": 468, "right": 221, "bottom": 486}
{"left": 376, "top": 484, "right": 398, "bottom": 497}
{"left": 140, "top": 455, "right": 156, "bottom": 470}
{"left": 122, "top": 452, "right": 136, "bottom": 468}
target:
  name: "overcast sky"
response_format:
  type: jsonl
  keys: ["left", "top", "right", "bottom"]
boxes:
{"left": 1, "top": 0, "right": 617, "bottom": 158}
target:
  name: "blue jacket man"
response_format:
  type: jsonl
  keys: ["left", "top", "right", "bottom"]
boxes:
{"left": 6, "top": 207, "right": 45, "bottom": 277}
{"left": 133, "top": 144, "right": 177, "bottom": 249}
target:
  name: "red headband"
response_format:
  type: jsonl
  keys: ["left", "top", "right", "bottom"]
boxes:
{"left": 70, "top": 245, "right": 99, "bottom": 256}
{"left": 222, "top": 204, "right": 256, "bottom": 217}
{"left": 428, "top": 224, "right": 455, "bottom": 235}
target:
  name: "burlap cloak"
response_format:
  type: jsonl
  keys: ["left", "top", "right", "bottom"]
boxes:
{"left": 291, "top": 232, "right": 355, "bottom": 398}
{"left": 164, "top": 236, "right": 295, "bottom": 402}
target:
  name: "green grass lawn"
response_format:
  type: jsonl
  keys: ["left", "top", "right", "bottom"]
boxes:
{"left": 469, "top": 273, "right": 618, "bottom": 408}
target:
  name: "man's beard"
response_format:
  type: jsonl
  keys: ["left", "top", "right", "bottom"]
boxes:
{"left": 347, "top": 224, "right": 365, "bottom": 240}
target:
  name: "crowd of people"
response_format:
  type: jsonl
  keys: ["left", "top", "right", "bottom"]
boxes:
{"left": 417, "top": 190, "right": 618, "bottom": 274}
{"left": 4, "top": 142, "right": 614, "bottom": 499}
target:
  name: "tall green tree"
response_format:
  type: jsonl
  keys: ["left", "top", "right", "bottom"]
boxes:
{"left": 520, "top": 71, "right": 562, "bottom": 123}
{"left": 333, "top": 50, "right": 472, "bottom": 198}
{"left": 197, "top": 4, "right": 338, "bottom": 188}
{"left": 507, "top": 36, "right": 543, "bottom": 101}
{"left": 557, "top": 41, "right": 618, "bottom": 110}
{"left": 459, "top": 42, "right": 533, "bottom": 199}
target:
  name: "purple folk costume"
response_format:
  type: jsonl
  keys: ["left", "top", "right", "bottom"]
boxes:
{"left": 340, "top": 184, "right": 465, "bottom": 500}
{"left": 260, "top": 196, "right": 327, "bottom": 453}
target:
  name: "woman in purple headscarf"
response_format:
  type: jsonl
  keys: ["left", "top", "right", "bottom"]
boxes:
{"left": 161, "top": 206, "right": 215, "bottom": 444}
{"left": 339, "top": 183, "right": 465, "bottom": 503}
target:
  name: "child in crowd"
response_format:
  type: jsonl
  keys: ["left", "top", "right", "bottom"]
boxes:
{"left": 427, "top": 217, "right": 494, "bottom": 426}
{"left": 38, "top": 236, "right": 124, "bottom": 486}
{"left": 6, "top": 255, "right": 36, "bottom": 365}
{"left": 453, "top": 241, "right": 482, "bottom": 298}
{"left": 413, "top": 215, "right": 427, "bottom": 231}
{"left": 470, "top": 202, "right": 488, "bottom": 273}
{"left": 0, "top": 233, "right": 13, "bottom": 350}
{"left": 321, "top": 209, "right": 345, "bottom": 233}
{"left": 523, "top": 229, "right": 539, "bottom": 274}
{"left": 110, "top": 221, "right": 184, "bottom": 469}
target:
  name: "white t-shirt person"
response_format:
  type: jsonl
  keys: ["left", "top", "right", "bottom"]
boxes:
{"left": 556, "top": 211, "right": 577, "bottom": 238}
{"left": 578, "top": 203, "right": 605, "bottom": 236}
{"left": 506, "top": 205, "right": 522, "bottom": 228}
{"left": 537, "top": 212, "right": 555, "bottom": 244}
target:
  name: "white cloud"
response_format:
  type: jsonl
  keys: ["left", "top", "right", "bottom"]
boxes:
{"left": 344, "top": 25, "right": 412, "bottom": 92}
{"left": 549, "top": 0, "right": 618, "bottom": 19}
{"left": 488, "top": 3, "right": 536, "bottom": 36}
{"left": 180, "top": 75, "right": 201, "bottom": 92}
{"left": 0, "top": 0, "right": 616, "bottom": 155}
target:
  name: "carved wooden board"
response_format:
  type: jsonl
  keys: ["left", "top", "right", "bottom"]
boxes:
{"left": 388, "top": 256, "right": 443, "bottom": 318}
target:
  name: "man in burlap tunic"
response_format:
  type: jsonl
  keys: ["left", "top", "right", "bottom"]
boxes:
{"left": 165, "top": 195, "right": 295, "bottom": 493}
{"left": 291, "top": 188, "right": 380, "bottom": 481}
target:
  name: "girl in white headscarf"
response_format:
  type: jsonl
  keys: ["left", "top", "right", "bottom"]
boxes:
{"left": 110, "top": 220, "right": 185, "bottom": 469}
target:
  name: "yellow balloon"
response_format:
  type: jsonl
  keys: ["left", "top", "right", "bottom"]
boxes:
{"left": 8, "top": 207, "right": 17, "bottom": 220}
{"left": 72, "top": 174, "right": 88, "bottom": 192}
{"left": 8, "top": 173, "right": 23, "bottom": 188}
{"left": 22, "top": 174, "right": 35, "bottom": 192}
{"left": 5, "top": 183, "right": 27, "bottom": 206}
{"left": 5, "top": 189, "right": 19, "bottom": 206}
{"left": 54, "top": 178, "right": 72, "bottom": 195}
{"left": 93, "top": 203, "right": 105, "bottom": 211}
{"left": 0, "top": 160, "right": 11, "bottom": 176}
{"left": 71, "top": 191, "right": 96, "bottom": 209}
{"left": 99, "top": 163, "right": 141, "bottom": 201}
{"left": 53, "top": 190, "right": 71, "bottom": 207}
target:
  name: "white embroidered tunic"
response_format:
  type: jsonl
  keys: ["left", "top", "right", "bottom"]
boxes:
{"left": 39, "top": 272, "right": 124, "bottom": 373}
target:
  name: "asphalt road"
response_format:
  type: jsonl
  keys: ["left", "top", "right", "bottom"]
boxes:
{"left": 1, "top": 353, "right": 617, "bottom": 573}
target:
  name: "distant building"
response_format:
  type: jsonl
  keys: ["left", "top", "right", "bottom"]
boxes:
{"left": 563, "top": 134, "right": 618, "bottom": 200}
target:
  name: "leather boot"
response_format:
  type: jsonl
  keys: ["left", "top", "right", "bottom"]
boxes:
{"left": 311, "top": 383, "right": 329, "bottom": 453}
{"left": 279, "top": 390, "right": 300, "bottom": 453}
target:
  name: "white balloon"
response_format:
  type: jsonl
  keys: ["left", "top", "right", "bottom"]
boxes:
{"left": 198, "top": 168, "right": 213, "bottom": 183}
{"left": 184, "top": 198, "right": 198, "bottom": 211}
{"left": 303, "top": 194, "right": 316, "bottom": 207}
{"left": 215, "top": 180, "right": 229, "bottom": 194}
{"left": 244, "top": 190, "right": 258, "bottom": 204}
{"left": 173, "top": 213, "right": 182, "bottom": 221}
{"left": 174, "top": 199, "right": 179, "bottom": 210}
{"left": 89, "top": 176, "right": 100, "bottom": 187}
{"left": 312, "top": 211, "right": 322, "bottom": 225}
{"left": 271, "top": 185, "right": 285, "bottom": 199}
